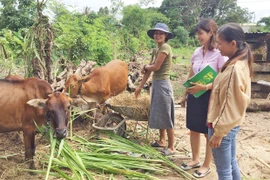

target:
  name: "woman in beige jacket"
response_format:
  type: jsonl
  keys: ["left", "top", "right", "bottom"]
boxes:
{"left": 208, "top": 23, "right": 253, "bottom": 180}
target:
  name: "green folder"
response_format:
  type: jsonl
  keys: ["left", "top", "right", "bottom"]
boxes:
{"left": 183, "top": 65, "right": 217, "bottom": 98}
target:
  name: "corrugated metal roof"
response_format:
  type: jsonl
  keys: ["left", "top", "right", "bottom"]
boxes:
{"left": 245, "top": 32, "right": 270, "bottom": 35}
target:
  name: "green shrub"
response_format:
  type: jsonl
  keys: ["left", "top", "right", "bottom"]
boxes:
{"left": 170, "top": 26, "right": 190, "bottom": 48}
{"left": 170, "top": 70, "right": 179, "bottom": 81}
{"left": 172, "top": 46, "right": 197, "bottom": 65}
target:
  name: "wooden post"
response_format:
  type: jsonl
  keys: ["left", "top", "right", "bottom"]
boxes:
{"left": 266, "top": 39, "right": 270, "bottom": 62}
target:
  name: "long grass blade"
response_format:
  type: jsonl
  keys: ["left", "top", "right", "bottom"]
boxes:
{"left": 45, "top": 133, "right": 56, "bottom": 180}
{"left": 57, "top": 139, "right": 65, "bottom": 158}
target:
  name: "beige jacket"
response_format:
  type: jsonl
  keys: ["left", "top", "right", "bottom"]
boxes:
{"left": 207, "top": 59, "right": 251, "bottom": 137}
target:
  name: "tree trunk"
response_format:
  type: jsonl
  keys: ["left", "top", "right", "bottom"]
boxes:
{"left": 32, "top": 57, "right": 44, "bottom": 79}
{"left": 33, "top": 0, "right": 54, "bottom": 83}
{"left": 44, "top": 23, "right": 54, "bottom": 84}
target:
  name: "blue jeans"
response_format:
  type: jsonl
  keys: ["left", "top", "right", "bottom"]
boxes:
{"left": 208, "top": 126, "right": 241, "bottom": 180}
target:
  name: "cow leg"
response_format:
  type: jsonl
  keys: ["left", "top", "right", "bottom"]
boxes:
{"left": 23, "top": 128, "right": 36, "bottom": 169}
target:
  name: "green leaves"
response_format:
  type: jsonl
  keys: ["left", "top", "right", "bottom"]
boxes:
{"left": 0, "top": 0, "right": 256, "bottom": 73}
{"left": 52, "top": 5, "right": 113, "bottom": 64}
{"left": 160, "top": 0, "right": 253, "bottom": 36}
{"left": 257, "top": 16, "right": 270, "bottom": 32}
{"left": 0, "top": 0, "right": 36, "bottom": 31}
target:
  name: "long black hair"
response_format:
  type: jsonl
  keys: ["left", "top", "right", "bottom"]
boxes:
{"left": 218, "top": 23, "right": 253, "bottom": 77}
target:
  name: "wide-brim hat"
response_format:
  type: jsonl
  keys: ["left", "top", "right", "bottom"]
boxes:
{"left": 147, "top": 23, "right": 174, "bottom": 40}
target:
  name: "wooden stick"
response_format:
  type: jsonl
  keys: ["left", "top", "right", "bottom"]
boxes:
{"left": 238, "top": 132, "right": 257, "bottom": 142}
{"left": 146, "top": 123, "right": 149, "bottom": 140}
{"left": 182, "top": 147, "right": 190, "bottom": 153}
{"left": 240, "top": 169, "right": 248, "bottom": 178}
{"left": 257, "top": 157, "right": 270, "bottom": 169}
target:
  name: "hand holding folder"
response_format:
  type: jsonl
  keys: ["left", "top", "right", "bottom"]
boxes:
{"left": 183, "top": 65, "right": 217, "bottom": 98}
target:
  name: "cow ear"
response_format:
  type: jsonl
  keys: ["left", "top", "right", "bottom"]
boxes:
{"left": 80, "top": 75, "right": 91, "bottom": 83}
{"left": 27, "top": 99, "right": 47, "bottom": 108}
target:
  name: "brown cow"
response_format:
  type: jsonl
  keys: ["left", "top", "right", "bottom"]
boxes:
{"left": 64, "top": 59, "right": 128, "bottom": 104}
{"left": 0, "top": 78, "right": 78, "bottom": 169}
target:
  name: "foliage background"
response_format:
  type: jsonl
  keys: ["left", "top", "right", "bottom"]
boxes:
{"left": 0, "top": 0, "right": 268, "bottom": 78}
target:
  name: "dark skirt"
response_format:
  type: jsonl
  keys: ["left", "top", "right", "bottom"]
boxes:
{"left": 186, "top": 90, "right": 211, "bottom": 134}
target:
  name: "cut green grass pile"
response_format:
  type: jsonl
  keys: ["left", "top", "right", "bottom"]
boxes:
{"left": 25, "top": 128, "right": 196, "bottom": 180}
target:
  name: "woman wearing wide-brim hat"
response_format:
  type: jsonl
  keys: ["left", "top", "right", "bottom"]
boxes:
{"left": 135, "top": 23, "right": 175, "bottom": 156}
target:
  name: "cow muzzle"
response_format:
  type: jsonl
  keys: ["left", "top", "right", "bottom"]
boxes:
{"left": 55, "top": 128, "right": 67, "bottom": 139}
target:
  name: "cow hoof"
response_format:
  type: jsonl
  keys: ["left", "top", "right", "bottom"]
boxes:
{"left": 28, "top": 160, "right": 36, "bottom": 172}
{"left": 29, "top": 164, "right": 36, "bottom": 175}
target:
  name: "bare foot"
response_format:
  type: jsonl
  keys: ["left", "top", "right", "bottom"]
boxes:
{"left": 185, "top": 161, "right": 200, "bottom": 167}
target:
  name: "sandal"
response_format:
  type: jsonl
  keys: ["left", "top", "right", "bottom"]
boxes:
{"left": 161, "top": 148, "right": 175, "bottom": 156}
{"left": 180, "top": 162, "right": 201, "bottom": 171}
{"left": 151, "top": 141, "right": 166, "bottom": 148}
{"left": 193, "top": 168, "right": 211, "bottom": 178}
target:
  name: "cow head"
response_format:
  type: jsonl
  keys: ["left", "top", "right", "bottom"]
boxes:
{"left": 27, "top": 92, "right": 72, "bottom": 139}
{"left": 64, "top": 74, "right": 91, "bottom": 98}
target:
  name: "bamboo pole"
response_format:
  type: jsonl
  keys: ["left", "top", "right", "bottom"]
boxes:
{"left": 257, "top": 157, "right": 270, "bottom": 169}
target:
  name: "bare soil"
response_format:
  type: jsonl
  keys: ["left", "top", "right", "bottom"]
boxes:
{"left": 171, "top": 108, "right": 270, "bottom": 180}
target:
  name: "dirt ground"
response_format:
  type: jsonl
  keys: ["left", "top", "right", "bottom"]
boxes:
{"left": 169, "top": 107, "right": 270, "bottom": 180}
{"left": 0, "top": 106, "right": 269, "bottom": 180}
